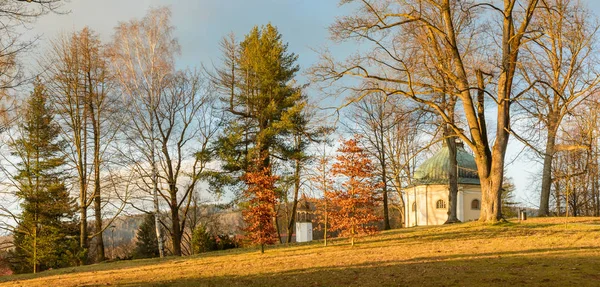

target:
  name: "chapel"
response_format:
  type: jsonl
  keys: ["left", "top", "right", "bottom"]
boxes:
{"left": 404, "top": 142, "right": 482, "bottom": 227}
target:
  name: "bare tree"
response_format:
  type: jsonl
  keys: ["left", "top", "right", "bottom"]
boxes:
{"left": 109, "top": 7, "right": 179, "bottom": 257}
{"left": 551, "top": 101, "right": 600, "bottom": 217}
{"left": 346, "top": 93, "right": 395, "bottom": 229}
{"left": 310, "top": 143, "right": 334, "bottom": 246}
{"left": 516, "top": 0, "right": 600, "bottom": 216}
{"left": 312, "top": 0, "right": 540, "bottom": 222}
{"left": 154, "top": 71, "right": 218, "bottom": 256}
{"left": 0, "top": 0, "right": 62, "bottom": 92}
{"left": 41, "top": 27, "right": 123, "bottom": 263}
{"left": 283, "top": 103, "right": 330, "bottom": 243}
{"left": 110, "top": 7, "right": 219, "bottom": 256}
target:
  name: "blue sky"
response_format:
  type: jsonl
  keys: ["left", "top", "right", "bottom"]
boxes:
{"left": 22, "top": 0, "right": 600, "bottom": 208}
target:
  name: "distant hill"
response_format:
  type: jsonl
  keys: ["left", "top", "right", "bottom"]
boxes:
{"left": 96, "top": 207, "right": 244, "bottom": 257}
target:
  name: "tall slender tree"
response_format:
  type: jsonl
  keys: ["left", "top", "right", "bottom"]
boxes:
{"left": 311, "top": 145, "right": 334, "bottom": 246}
{"left": 347, "top": 94, "right": 393, "bottom": 229}
{"left": 43, "top": 27, "right": 119, "bottom": 262}
{"left": 109, "top": 7, "right": 178, "bottom": 258}
{"left": 9, "top": 82, "right": 78, "bottom": 273}
{"left": 212, "top": 25, "right": 308, "bottom": 245}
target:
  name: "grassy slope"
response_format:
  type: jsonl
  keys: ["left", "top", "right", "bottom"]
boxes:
{"left": 2, "top": 217, "right": 600, "bottom": 287}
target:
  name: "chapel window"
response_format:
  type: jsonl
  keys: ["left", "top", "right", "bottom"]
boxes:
{"left": 471, "top": 199, "right": 480, "bottom": 210}
{"left": 436, "top": 199, "right": 446, "bottom": 209}
{"left": 412, "top": 202, "right": 417, "bottom": 211}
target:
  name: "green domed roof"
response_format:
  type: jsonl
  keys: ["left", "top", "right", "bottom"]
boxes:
{"left": 413, "top": 144, "right": 480, "bottom": 185}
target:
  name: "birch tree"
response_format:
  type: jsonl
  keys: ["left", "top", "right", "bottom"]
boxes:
{"left": 111, "top": 7, "right": 218, "bottom": 256}
{"left": 109, "top": 7, "right": 177, "bottom": 257}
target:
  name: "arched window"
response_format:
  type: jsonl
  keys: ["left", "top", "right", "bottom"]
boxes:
{"left": 412, "top": 202, "right": 417, "bottom": 211}
{"left": 436, "top": 199, "right": 446, "bottom": 209}
{"left": 471, "top": 199, "right": 480, "bottom": 210}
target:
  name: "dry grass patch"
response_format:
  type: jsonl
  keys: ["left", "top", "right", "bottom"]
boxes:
{"left": 2, "top": 217, "right": 600, "bottom": 286}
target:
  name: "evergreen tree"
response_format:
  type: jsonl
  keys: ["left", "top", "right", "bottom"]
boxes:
{"left": 8, "top": 82, "right": 79, "bottom": 274}
{"left": 213, "top": 24, "right": 305, "bottom": 186}
{"left": 212, "top": 24, "right": 308, "bottom": 248}
{"left": 133, "top": 214, "right": 160, "bottom": 259}
{"left": 502, "top": 178, "right": 519, "bottom": 218}
{"left": 191, "top": 225, "right": 216, "bottom": 254}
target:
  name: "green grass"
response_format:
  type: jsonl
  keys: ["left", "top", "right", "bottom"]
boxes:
{"left": 2, "top": 217, "right": 600, "bottom": 286}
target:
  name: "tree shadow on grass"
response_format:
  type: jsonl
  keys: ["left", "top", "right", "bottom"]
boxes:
{"left": 123, "top": 246, "right": 600, "bottom": 287}
{"left": 362, "top": 222, "right": 592, "bottom": 247}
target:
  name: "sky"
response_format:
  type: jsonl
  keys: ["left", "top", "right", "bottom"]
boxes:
{"left": 17, "top": 0, "right": 600, "bottom": 208}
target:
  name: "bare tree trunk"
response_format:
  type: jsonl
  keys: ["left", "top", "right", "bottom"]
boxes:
{"left": 170, "top": 194, "right": 182, "bottom": 256}
{"left": 324, "top": 202, "right": 328, "bottom": 246}
{"left": 382, "top": 172, "right": 391, "bottom": 229}
{"left": 79, "top": 191, "right": 88, "bottom": 254}
{"left": 286, "top": 158, "right": 301, "bottom": 243}
{"left": 33, "top": 221, "right": 37, "bottom": 274}
{"left": 477, "top": 146, "right": 507, "bottom": 222}
{"left": 443, "top": 88, "right": 459, "bottom": 224}
{"left": 93, "top": 172, "right": 104, "bottom": 261}
{"left": 151, "top": 116, "right": 164, "bottom": 258}
{"left": 274, "top": 211, "right": 282, "bottom": 244}
{"left": 90, "top": 104, "right": 104, "bottom": 261}
{"left": 445, "top": 135, "right": 459, "bottom": 223}
{"left": 539, "top": 122, "right": 558, "bottom": 216}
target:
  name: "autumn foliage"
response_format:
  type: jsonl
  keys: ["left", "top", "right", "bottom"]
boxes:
{"left": 328, "top": 137, "right": 381, "bottom": 246}
{"left": 242, "top": 165, "right": 279, "bottom": 253}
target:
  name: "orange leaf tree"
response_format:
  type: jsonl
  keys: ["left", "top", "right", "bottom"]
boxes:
{"left": 242, "top": 164, "right": 279, "bottom": 253}
{"left": 328, "top": 137, "right": 381, "bottom": 246}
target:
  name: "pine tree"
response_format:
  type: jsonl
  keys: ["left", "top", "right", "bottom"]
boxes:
{"left": 502, "top": 178, "right": 519, "bottom": 218}
{"left": 328, "top": 137, "right": 381, "bottom": 246}
{"left": 8, "top": 82, "right": 79, "bottom": 274}
{"left": 212, "top": 24, "right": 307, "bottom": 249}
{"left": 213, "top": 23, "right": 305, "bottom": 185}
{"left": 191, "top": 225, "right": 216, "bottom": 254}
{"left": 133, "top": 214, "right": 161, "bottom": 259}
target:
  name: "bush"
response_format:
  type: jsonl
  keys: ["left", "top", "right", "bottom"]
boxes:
{"left": 191, "top": 225, "right": 240, "bottom": 254}
{"left": 191, "top": 225, "right": 216, "bottom": 254}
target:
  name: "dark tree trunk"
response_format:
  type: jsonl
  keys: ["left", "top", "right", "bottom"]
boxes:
{"left": 275, "top": 209, "right": 283, "bottom": 244}
{"left": 382, "top": 178, "right": 391, "bottom": 229}
{"left": 442, "top": 87, "right": 459, "bottom": 224}
{"left": 91, "top": 108, "right": 105, "bottom": 262}
{"left": 80, "top": 199, "right": 88, "bottom": 256}
{"left": 94, "top": 188, "right": 104, "bottom": 261}
{"left": 539, "top": 121, "right": 558, "bottom": 217}
{"left": 378, "top": 108, "right": 391, "bottom": 230}
{"left": 170, "top": 189, "right": 182, "bottom": 256}
{"left": 445, "top": 135, "right": 460, "bottom": 224}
